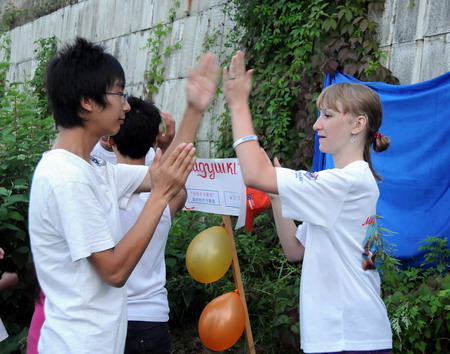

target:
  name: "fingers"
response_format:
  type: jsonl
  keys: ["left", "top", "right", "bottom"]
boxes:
{"left": 229, "top": 50, "right": 246, "bottom": 77}
{"left": 225, "top": 51, "right": 253, "bottom": 83}
{"left": 170, "top": 143, "right": 196, "bottom": 171}
{"left": 197, "top": 52, "right": 219, "bottom": 78}
{"left": 161, "top": 112, "right": 175, "bottom": 136}
{"left": 178, "top": 146, "right": 197, "bottom": 182}
{"left": 273, "top": 156, "right": 281, "bottom": 167}
{"left": 150, "top": 148, "right": 163, "bottom": 173}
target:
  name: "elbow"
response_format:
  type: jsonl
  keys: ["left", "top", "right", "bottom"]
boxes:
{"left": 100, "top": 268, "right": 128, "bottom": 288}
{"left": 286, "top": 253, "right": 303, "bottom": 263}
{"left": 283, "top": 245, "right": 305, "bottom": 263}
{"left": 105, "top": 274, "right": 127, "bottom": 288}
{"left": 243, "top": 174, "right": 261, "bottom": 190}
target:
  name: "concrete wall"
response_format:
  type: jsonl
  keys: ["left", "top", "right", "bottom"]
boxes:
{"left": 2, "top": 0, "right": 450, "bottom": 155}
{"left": 373, "top": 0, "right": 450, "bottom": 84}
{"left": 3, "top": 0, "right": 233, "bottom": 157}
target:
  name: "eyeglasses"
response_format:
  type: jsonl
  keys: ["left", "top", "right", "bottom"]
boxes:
{"left": 104, "top": 91, "right": 128, "bottom": 103}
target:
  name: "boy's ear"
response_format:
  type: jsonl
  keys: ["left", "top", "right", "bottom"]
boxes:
{"left": 80, "top": 97, "right": 95, "bottom": 112}
{"left": 352, "top": 115, "right": 367, "bottom": 135}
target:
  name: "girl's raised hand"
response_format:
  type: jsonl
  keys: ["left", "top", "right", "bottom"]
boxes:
{"left": 223, "top": 51, "right": 254, "bottom": 109}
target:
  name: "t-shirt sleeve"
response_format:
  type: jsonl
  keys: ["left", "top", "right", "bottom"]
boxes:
{"left": 276, "top": 167, "right": 351, "bottom": 229}
{"left": 112, "top": 164, "right": 149, "bottom": 210}
{"left": 295, "top": 223, "right": 307, "bottom": 247}
{"left": 50, "top": 182, "right": 115, "bottom": 262}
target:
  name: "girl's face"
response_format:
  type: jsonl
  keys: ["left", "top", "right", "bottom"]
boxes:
{"left": 313, "top": 105, "right": 356, "bottom": 155}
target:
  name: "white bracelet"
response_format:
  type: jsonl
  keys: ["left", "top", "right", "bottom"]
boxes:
{"left": 232, "top": 135, "right": 258, "bottom": 149}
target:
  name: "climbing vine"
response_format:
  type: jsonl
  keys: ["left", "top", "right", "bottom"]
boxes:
{"left": 214, "top": 0, "right": 398, "bottom": 170}
{"left": 143, "top": 0, "right": 181, "bottom": 100}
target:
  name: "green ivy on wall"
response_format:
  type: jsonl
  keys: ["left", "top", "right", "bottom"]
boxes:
{"left": 214, "top": 0, "right": 398, "bottom": 170}
{"left": 143, "top": 0, "right": 181, "bottom": 100}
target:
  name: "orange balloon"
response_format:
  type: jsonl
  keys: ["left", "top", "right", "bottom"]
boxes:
{"left": 198, "top": 292, "right": 245, "bottom": 351}
{"left": 186, "top": 226, "right": 233, "bottom": 283}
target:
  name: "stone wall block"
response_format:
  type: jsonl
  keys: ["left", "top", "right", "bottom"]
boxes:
{"left": 425, "top": 0, "right": 450, "bottom": 36}
{"left": 392, "top": 1, "right": 419, "bottom": 44}
{"left": 129, "top": 0, "right": 155, "bottom": 32}
{"left": 420, "top": 35, "right": 450, "bottom": 82}
{"left": 387, "top": 41, "right": 417, "bottom": 84}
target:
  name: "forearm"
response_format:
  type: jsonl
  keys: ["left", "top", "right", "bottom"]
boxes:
{"left": 161, "top": 105, "right": 203, "bottom": 163}
{"left": 89, "top": 193, "right": 170, "bottom": 287}
{"left": 271, "top": 195, "right": 304, "bottom": 263}
{"left": 230, "top": 104, "right": 277, "bottom": 193}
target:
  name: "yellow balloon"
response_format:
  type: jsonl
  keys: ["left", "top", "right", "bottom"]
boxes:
{"left": 186, "top": 226, "right": 233, "bottom": 283}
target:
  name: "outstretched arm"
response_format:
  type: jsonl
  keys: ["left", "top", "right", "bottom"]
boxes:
{"left": 223, "top": 51, "right": 277, "bottom": 194}
{"left": 161, "top": 53, "right": 219, "bottom": 162}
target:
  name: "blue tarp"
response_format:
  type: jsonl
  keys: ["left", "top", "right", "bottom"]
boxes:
{"left": 312, "top": 71, "right": 450, "bottom": 265}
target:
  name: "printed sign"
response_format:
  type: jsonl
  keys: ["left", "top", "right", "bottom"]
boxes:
{"left": 184, "top": 158, "right": 245, "bottom": 218}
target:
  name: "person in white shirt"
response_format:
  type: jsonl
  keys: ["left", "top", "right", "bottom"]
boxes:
{"left": 104, "top": 97, "right": 184, "bottom": 354}
{"left": 28, "top": 37, "right": 218, "bottom": 354}
{"left": 91, "top": 108, "right": 175, "bottom": 166}
{"left": 223, "top": 51, "right": 392, "bottom": 353}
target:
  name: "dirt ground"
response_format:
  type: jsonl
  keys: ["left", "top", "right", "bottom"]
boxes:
{"left": 170, "top": 323, "right": 249, "bottom": 353}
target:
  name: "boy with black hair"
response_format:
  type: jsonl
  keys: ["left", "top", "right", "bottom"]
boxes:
{"left": 28, "top": 37, "right": 218, "bottom": 353}
{"left": 107, "top": 96, "right": 184, "bottom": 353}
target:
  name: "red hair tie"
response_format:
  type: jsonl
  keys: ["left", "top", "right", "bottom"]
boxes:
{"left": 374, "top": 132, "right": 383, "bottom": 139}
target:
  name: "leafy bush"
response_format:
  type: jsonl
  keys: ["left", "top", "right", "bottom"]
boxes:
{"left": 0, "top": 34, "right": 56, "bottom": 354}
{"left": 380, "top": 236, "right": 450, "bottom": 353}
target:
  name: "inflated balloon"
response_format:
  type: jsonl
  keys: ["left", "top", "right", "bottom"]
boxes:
{"left": 198, "top": 292, "right": 245, "bottom": 351}
{"left": 186, "top": 226, "right": 232, "bottom": 283}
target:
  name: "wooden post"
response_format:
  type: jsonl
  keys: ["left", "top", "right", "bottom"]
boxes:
{"left": 222, "top": 215, "right": 256, "bottom": 354}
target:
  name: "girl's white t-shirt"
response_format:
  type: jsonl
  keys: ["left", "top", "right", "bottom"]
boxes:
{"left": 276, "top": 161, "right": 392, "bottom": 353}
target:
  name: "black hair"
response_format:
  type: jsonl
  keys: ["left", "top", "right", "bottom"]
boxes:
{"left": 45, "top": 37, "right": 126, "bottom": 128}
{"left": 112, "top": 96, "right": 161, "bottom": 159}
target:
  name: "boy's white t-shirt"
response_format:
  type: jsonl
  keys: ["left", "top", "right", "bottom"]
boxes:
{"left": 92, "top": 142, "right": 172, "bottom": 323}
{"left": 276, "top": 161, "right": 392, "bottom": 353}
{"left": 120, "top": 193, "right": 172, "bottom": 322}
{"left": 29, "top": 149, "right": 148, "bottom": 354}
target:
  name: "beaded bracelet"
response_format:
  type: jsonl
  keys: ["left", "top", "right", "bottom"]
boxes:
{"left": 232, "top": 135, "right": 258, "bottom": 149}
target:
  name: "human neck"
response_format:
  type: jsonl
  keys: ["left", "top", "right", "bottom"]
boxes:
{"left": 332, "top": 150, "right": 364, "bottom": 169}
{"left": 52, "top": 127, "right": 99, "bottom": 163}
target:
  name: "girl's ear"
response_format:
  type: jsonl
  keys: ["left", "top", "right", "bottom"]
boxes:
{"left": 352, "top": 115, "right": 367, "bottom": 135}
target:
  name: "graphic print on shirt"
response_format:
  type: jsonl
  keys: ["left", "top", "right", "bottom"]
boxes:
{"left": 294, "top": 170, "right": 319, "bottom": 182}
{"left": 361, "top": 215, "right": 380, "bottom": 270}
{"left": 90, "top": 155, "right": 106, "bottom": 166}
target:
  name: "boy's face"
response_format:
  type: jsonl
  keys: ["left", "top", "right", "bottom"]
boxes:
{"left": 90, "top": 81, "right": 130, "bottom": 137}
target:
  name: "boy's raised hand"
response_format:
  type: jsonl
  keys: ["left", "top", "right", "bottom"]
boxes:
{"left": 149, "top": 143, "right": 196, "bottom": 201}
{"left": 223, "top": 50, "right": 254, "bottom": 109}
{"left": 186, "top": 53, "right": 220, "bottom": 113}
{"left": 156, "top": 112, "right": 176, "bottom": 154}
